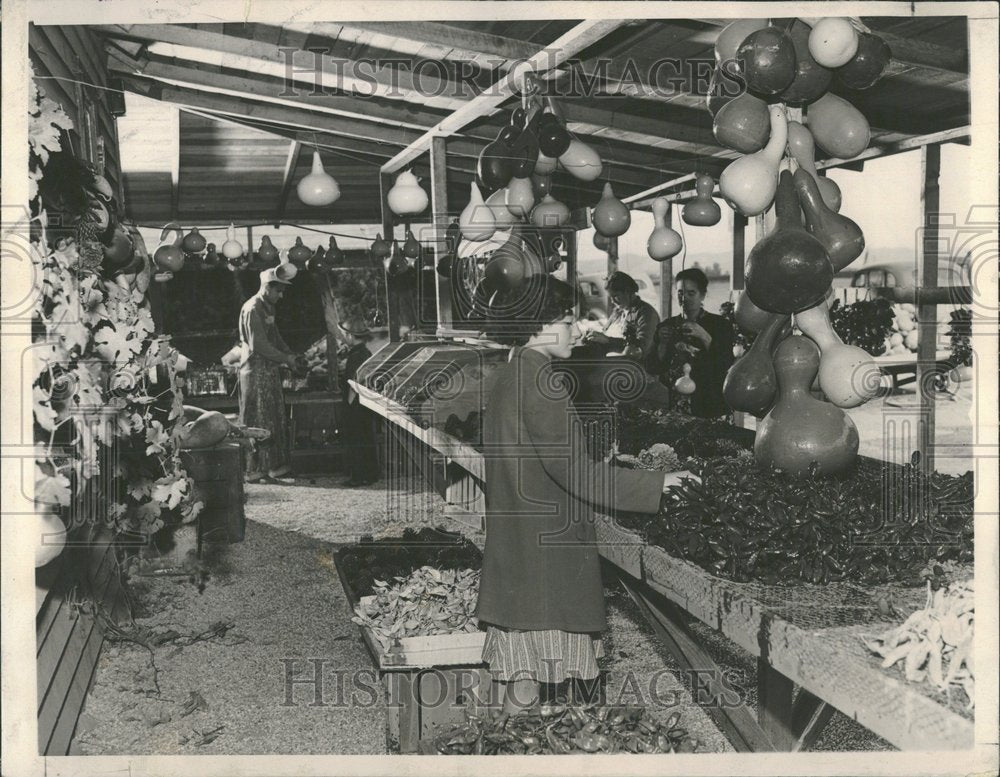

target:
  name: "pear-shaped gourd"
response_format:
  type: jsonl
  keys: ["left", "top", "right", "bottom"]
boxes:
{"left": 387, "top": 169, "right": 429, "bottom": 216}
{"left": 485, "top": 187, "right": 517, "bottom": 229}
{"left": 478, "top": 126, "right": 518, "bottom": 191}
{"left": 370, "top": 233, "right": 391, "bottom": 261}
{"left": 154, "top": 223, "right": 185, "bottom": 272}
{"left": 35, "top": 509, "right": 67, "bottom": 568}
{"left": 737, "top": 26, "right": 796, "bottom": 96}
{"left": 780, "top": 19, "right": 833, "bottom": 105}
{"left": 297, "top": 151, "right": 340, "bottom": 206}
{"left": 257, "top": 235, "right": 279, "bottom": 266}
{"left": 287, "top": 236, "right": 313, "bottom": 264}
{"left": 593, "top": 230, "right": 611, "bottom": 252}
{"left": 837, "top": 32, "right": 892, "bottom": 90}
{"left": 559, "top": 138, "right": 602, "bottom": 181}
{"left": 484, "top": 237, "right": 527, "bottom": 292}
{"left": 723, "top": 312, "right": 791, "bottom": 417}
{"left": 221, "top": 223, "right": 244, "bottom": 260}
{"left": 505, "top": 176, "right": 535, "bottom": 219}
{"left": 720, "top": 104, "right": 788, "bottom": 217}
{"left": 509, "top": 107, "right": 540, "bottom": 178}
{"left": 714, "top": 19, "right": 769, "bottom": 64}
{"left": 385, "top": 240, "right": 408, "bottom": 276}
{"left": 530, "top": 194, "right": 570, "bottom": 228}
{"left": 593, "top": 183, "right": 631, "bottom": 237}
{"left": 734, "top": 289, "right": 773, "bottom": 334}
{"left": 806, "top": 92, "right": 870, "bottom": 159}
{"left": 646, "top": 198, "right": 682, "bottom": 262}
{"left": 306, "top": 245, "right": 327, "bottom": 273}
{"left": 744, "top": 169, "right": 833, "bottom": 314}
{"left": 460, "top": 183, "right": 497, "bottom": 241}
{"left": 714, "top": 92, "right": 771, "bottom": 153}
{"left": 203, "top": 243, "right": 220, "bottom": 267}
{"left": 808, "top": 18, "right": 859, "bottom": 68}
{"left": 786, "top": 121, "right": 842, "bottom": 212}
{"left": 536, "top": 112, "right": 571, "bottom": 158}
{"left": 531, "top": 172, "right": 553, "bottom": 199}
{"left": 533, "top": 151, "right": 558, "bottom": 175}
{"left": 326, "top": 236, "right": 345, "bottom": 265}
{"left": 682, "top": 176, "right": 721, "bottom": 227}
{"left": 181, "top": 227, "right": 207, "bottom": 254}
{"left": 102, "top": 224, "right": 135, "bottom": 270}
{"left": 402, "top": 229, "right": 421, "bottom": 260}
{"left": 793, "top": 167, "right": 864, "bottom": 271}
{"left": 795, "top": 299, "right": 880, "bottom": 407}
{"left": 674, "top": 363, "right": 696, "bottom": 395}
{"left": 754, "top": 335, "right": 860, "bottom": 475}
{"left": 706, "top": 62, "right": 745, "bottom": 116}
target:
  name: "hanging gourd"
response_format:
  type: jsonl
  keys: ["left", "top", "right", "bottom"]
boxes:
{"left": 744, "top": 169, "right": 833, "bottom": 314}
{"left": 297, "top": 151, "right": 340, "bottom": 206}
{"left": 505, "top": 176, "right": 535, "bottom": 220}
{"left": 808, "top": 18, "right": 859, "bottom": 68}
{"left": 646, "top": 198, "right": 682, "bottom": 262}
{"left": 714, "top": 19, "right": 769, "bottom": 64}
{"left": 484, "top": 238, "right": 527, "bottom": 292}
{"left": 531, "top": 172, "right": 553, "bottom": 199}
{"left": 370, "top": 233, "right": 391, "bottom": 261}
{"left": 713, "top": 92, "right": 771, "bottom": 154}
{"left": 559, "top": 138, "right": 603, "bottom": 182}
{"left": 221, "top": 223, "right": 244, "bottom": 260}
{"left": 460, "top": 182, "right": 497, "bottom": 241}
{"left": 673, "top": 364, "right": 696, "bottom": 395}
{"left": 837, "top": 32, "right": 892, "bottom": 89}
{"left": 793, "top": 168, "right": 865, "bottom": 271}
{"left": 257, "top": 235, "right": 279, "bottom": 266}
{"left": 737, "top": 26, "right": 797, "bottom": 96}
{"left": 533, "top": 151, "right": 558, "bottom": 176}
{"left": 723, "top": 313, "right": 791, "bottom": 417}
{"left": 402, "top": 229, "right": 421, "bottom": 260}
{"left": 306, "top": 244, "right": 327, "bottom": 274}
{"left": 478, "top": 126, "right": 518, "bottom": 191}
{"left": 734, "top": 289, "right": 774, "bottom": 334}
{"left": 484, "top": 187, "right": 517, "bottom": 229}
{"left": 326, "top": 236, "right": 345, "bottom": 265}
{"left": 203, "top": 243, "right": 220, "bottom": 267}
{"left": 682, "top": 176, "right": 721, "bottom": 227}
{"left": 530, "top": 194, "right": 570, "bottom": 228}
{"left": 592, "top": 183, "right": 631, "bottom": 237}
{"left": 287, "top": 236, "right": 312, "bottom": 264}
{"left": 754, "top": 335, "right": 860, "bottom": 475}
{"left": 385, "top": 240, "right": 408, "bottom": 276}
{"left": 536, "top": 111, "right": 572, "bottom": 158}
{"left": 153, "top": 223, "right": 185, "bottom": 273}
{"left": 181, "top": 227, "right": 207, "bottom": 254}
{"left": 387, "top": 169, "right": 429, "bottom": 216}
{"left": 805, "top": 92, "right": 870, "bottom": 159}
{"left": 102, "top": 224, "right": 135, "bottom": 271}
{"left": 779, "top": 19, "right": 833, "bottom": 105}
{"left": 593, "top": 230, "right": 611, "bottom": 252}
{"left": 706, "top": 62, "right": 744, "bottom": 116}
{"left": 786, "top": 121, "right": 842, "bottom": 212}
{"left": 795, "top": 299, "right": 880, "bottom": 408}
{"left": 509, "top": 107, "right": 540, "bottom": 178}
{"left": 719, "top": 103, "right": 788, "bottom": 216}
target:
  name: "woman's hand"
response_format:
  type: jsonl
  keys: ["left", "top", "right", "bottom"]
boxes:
{"left": 682, "top": 322, "right": 712, "bottom": 348}
{"left": 585, "top": 331, "right": 610, "bottom": 344}
{"left": 675, "top": 341, "right": 700, "bottom": 357}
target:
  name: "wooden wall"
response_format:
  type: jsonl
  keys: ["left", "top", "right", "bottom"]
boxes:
{"left": 29, "top": 24, "right": 123, "bottom": 201}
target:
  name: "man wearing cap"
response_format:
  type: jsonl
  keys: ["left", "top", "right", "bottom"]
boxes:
{"left": 337, "top": 317, "right": 380, "bottom": 486}
{"left": 580, "top": 271, "right": 659, "bottom": 361}
{"left": 237, "top": 268, "right": 302, "bottom": 483}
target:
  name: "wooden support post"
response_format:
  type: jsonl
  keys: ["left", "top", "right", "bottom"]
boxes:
{"left": 430, "top": 136, "right": 451, "bottom": 332}
{"left": 757, "top": 657, "right": 797, "bottom": 750}
{"left": 380, "top": 171, "right": 401, "bottom": 342}
{"left": 916, "top": 143, "right": 941, "bottom": 473}
{"left": 660, "top": 204, "right": 675, "bottom": 320}
{"left": 732, "top": 213, "right": 747, "bottom": 291}
{"left": 565, "top": 228, "right": 579, "bottom": 318}
{"left": 607, "top": 236, "right": 619, "bottom": 277}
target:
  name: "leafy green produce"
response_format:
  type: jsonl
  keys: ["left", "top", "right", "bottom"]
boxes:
{"left": 828, "top": 298, "right": 895, "bottom": 356}
{"left": 432, "top": 704, "right": 697, "bottom": 755}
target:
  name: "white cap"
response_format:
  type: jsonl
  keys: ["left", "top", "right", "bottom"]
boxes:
{"left": 260, "top": 267, "right": 292, "bottom": 286}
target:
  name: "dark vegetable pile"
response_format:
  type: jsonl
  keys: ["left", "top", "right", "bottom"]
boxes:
{"left": 431, "top": 704, "right": 697, "bottom": 755}
{"left": 615, "top": 453, "right": 974, "bottom": 586}
{"left": 337, "top": 527, "right": 482, "bottom": 598}
{"left": 614, "top": 406, "right": 754, "bottom": 461}
{"left": 828, "top": 298, "right": 896, "bottom": 356}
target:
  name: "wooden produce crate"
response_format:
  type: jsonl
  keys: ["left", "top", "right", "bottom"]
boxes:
{"left": 333, "top": 531, "right": 492, "bottom": 753}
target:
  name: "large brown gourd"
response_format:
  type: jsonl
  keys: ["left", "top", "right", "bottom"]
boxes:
{"left": 178, "top": 410, "right": 231, "bottom": 449}
{"left": 793, "top": 167, "right": 865, "bottom": 271}
{"left": 737, "top": 26, "right": 796, "bottom": 96}
{"left": 805, "top": 92, "right": 870, "bottom": 159}
{"left": 713, "top": 93, "right": 771, "bottom": 154}
{"left": 754, "top": 335, "right": 859, "bottom": 475}
{"left": 723, "top": 313, "right": 791, "bottom": 417}
{"left": 779, "top": 19, "right": 833, "bottom": 105}
{"left": 837, "top": 32, "right": 892, "bottom": 90}
{"left": 744, "top": 169, "right": 833, "bottom": 313}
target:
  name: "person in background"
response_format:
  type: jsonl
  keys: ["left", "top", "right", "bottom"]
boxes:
{"left": 645, "top": 267, "right": 734, "bottom": 418}
{"left": 477, "top": 275, "right": 673, "bottom": 715}
{"left": 337, "top": 317, "right": 380, "bottom": 487}
{"left": 238, "top": 268, "right": 303, "bottom": 483}
{"left": 579, "top": 271, "right": 659, "bottom": 361}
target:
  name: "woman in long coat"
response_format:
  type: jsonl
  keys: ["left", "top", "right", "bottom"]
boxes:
{"left": 476, "top": 276, "right": 669, "bottom": 714}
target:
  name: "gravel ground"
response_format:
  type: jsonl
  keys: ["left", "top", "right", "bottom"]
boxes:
{"left": 74, "top": 471, "right": 888, "bottom": 755}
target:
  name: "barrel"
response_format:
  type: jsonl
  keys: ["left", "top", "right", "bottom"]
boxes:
{"left": 179, "top": 441, "right": 245, "bottom": 544}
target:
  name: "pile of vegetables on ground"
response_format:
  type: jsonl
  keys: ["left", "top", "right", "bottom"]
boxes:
{"left": 431, "top": 704, "right": 698, "bottom": 755}
{"left": 862, "top": 578, "right": 975, "bottom": 707}
{"left": 351, "top": 566, "right": 480, "bottom": 651}
{"left": 614, "top": 452, "right": 973, "bottom": 587}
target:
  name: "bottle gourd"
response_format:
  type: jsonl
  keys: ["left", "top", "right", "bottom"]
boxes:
{"left": 754, "top": 335, "right": 860, "bottom": 475}
{"left": 786, "top": 120, "right": 842, "bottom": 212}
{"left": 793, "top": 167, "right": 865, "bottom": 271}
{"left": 723, "top": 312, "right": 791, "bottom": 417}
{"left": 720, "top": 104, "right": 788, "bottom": 217}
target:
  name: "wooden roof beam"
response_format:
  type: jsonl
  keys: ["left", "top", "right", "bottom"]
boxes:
{"left": 380, "top": 19, "right": 629, "bottom": 174}
{"left": 275, "top": 140, "right": 304, "bottom": 224}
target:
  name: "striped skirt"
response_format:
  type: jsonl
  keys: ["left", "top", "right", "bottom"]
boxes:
{"left": 481, "top": 626, "right": 604, "bottom": 683}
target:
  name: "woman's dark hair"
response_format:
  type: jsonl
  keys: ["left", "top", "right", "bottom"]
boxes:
{"left": 675, "top": 267, "right": 709, "bottom": 295}
{"left": 605, "top": 271, "right": 639, "bottom": 294}
{"left": 484, "top": 275, "right": 576, "bottom": 345}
